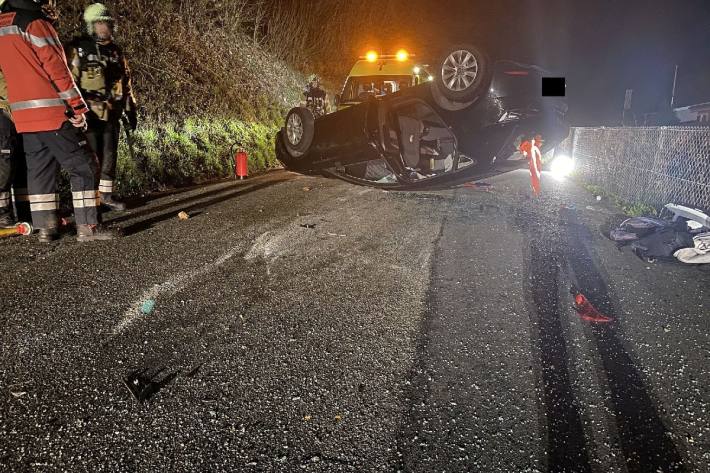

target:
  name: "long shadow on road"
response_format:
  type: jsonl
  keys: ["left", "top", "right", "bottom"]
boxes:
{"left": 398, "top": 197, "right": 689, "bottom": 472}
{"left": 107, "top": 173, "right": 293, "bottom": 226}
{"left": 117, "top": 178, "right": 292, "bottom": 236}
{"left": 527, "top": 238, "right": 593, "bottom": 473}
{"left": 559, "top": 207, "right": 687, "bottom": 473}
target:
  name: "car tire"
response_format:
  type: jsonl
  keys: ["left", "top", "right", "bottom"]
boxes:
{"left": 434, "top": 44, "right": 491, "bottom": 103}
{"left": 430, "top": 80, "right": 476, "bottom": 111}
{"left": 283, "top": 107, "right": 315, "bottom": 158}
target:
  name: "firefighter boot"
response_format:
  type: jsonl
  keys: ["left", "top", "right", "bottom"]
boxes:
{"left": 0, "top": 209, "right": 15, "bottom": 228}
{"left": 76, "top": 224, "right": 117, "bottom": 242}
{"left": 38, "top": 226, "right": 59, "bottom": 243}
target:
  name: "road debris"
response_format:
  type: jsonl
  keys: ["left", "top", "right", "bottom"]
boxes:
{"left": 327, "top": 232, "right": 347, "bottom": 237}
{"left": 570, "top": 288, "right": 613, "bottom": 323}
{"left": 123, "top": 370, "right": 158, "bottom": 403}
{"left": 141, "top": 299, "right": 156, "bottom": 315}
{"left": 303, "top": 415, "right": 312, "bottom": 421}
{"left": 335, "top": 414, "right": 342, "bottom": 422}
{"left": 608, "top": 216, "right": 697, "bottom": 262}
{"left": 300, "top": 224, "right": 316, "bottom": 229}
{"left": 585, "top": 206, "right": 607, "bottom": 213}
{"left": 303, "top": 186, "right": 313, "bottom": 192}
{"left": 123, "top": 368, "right": 178, "bottom": 403}
{"left": 178, "top": 211, "right": 190, "bottom": 220}
{"left": 10, "top": 391, "right": 27, "bottom": 398}
{"left": 462, "top": 181, "right": 494, "bottom": 191}
{"left": 674, "top": 232, "right": 710, "bottom": 264}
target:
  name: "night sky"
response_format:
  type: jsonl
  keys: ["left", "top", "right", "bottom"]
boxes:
{"left": 405, "top": 0, "right": 710, "bottom": 126}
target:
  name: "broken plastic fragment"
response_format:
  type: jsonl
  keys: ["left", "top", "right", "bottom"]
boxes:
{"left": 123, "top": 368, "right": 178, "bottom": 403}
{"left": 178, "top": 211, "right": 190, "bottom": 220}
{"left": 123, "top": 370, "right": 157, "bottom": 403}
{"left": 572, "top": 292, "right": 613, "bottom": 323}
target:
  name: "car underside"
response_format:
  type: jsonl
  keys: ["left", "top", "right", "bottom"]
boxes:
{"left": 276, "top": 45, "right": 569, "bottom": 190}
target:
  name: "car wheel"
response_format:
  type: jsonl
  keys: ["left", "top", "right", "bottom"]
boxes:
{"left": 434, "top": 44, "right": 491, "bottom": 103}
{"left": 430, "top": 79, "right": 476, "bottom": 111}
{"left": 283, "top": 107, "right": 315, "bottom": 158}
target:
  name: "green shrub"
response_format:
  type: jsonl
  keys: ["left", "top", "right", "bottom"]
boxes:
{"left": 115, "top": 117, "right": 281, "bottom": 196}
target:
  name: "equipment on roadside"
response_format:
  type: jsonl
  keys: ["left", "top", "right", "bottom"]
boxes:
{"left": 0, "top": 221, "right": 32, "bottom": 238}
{"left": 229, "top": 143, "right": 249, "bottom": 179}
{"left": 662, "top": 203, "right": 710, "bottom": 230}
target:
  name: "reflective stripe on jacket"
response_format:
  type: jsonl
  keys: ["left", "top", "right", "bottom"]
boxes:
{"left": 0, "top": 8, "right": 88, "bottom": 133}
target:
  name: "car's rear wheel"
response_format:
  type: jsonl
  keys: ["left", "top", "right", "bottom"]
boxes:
{"left": 434, "top": 44, "right": 491, "bottom": 103}
{"left": 283, "top": 107, "right": 315, "bottom": 158}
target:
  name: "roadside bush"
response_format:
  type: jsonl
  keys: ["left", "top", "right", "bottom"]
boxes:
{"left": 52, "top": 0, "right": 427, "bottom": 195}
{"left": 116, "top": 118, "right": 281, "bottom": 196}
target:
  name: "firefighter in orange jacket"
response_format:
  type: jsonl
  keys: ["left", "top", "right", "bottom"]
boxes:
{"left": 0, "top": 69, "right": 30, "bottom": 227}
{"left": 0, "top": 0, "right": 114, "bottom": 241}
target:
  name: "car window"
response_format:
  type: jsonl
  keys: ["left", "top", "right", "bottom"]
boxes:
{"left": 331, "top": 159, "right": 399, "bottom": 184}
{"left": 389, "top": 100, "right": 467, "bottom": 180}
{"left": 342, "top": 75, "right": 413, "bottom": 102}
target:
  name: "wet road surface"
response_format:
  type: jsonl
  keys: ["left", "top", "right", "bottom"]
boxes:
{"left": 1, "top": 169, "right": 708, "bottom": 472}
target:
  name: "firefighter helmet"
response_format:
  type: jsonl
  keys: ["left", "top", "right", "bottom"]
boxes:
{"left": 84, "top": 3, "right": 114, "bottom": 34}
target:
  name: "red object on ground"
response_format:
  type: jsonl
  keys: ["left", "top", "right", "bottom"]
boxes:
{"left": 0, "top": 222, "right": 32, "bottom": 238}
{"left": 235, "top": 150, "right": 248, "bottom": 179}
{"left": 519, "top": 136, "right": 543, "bottom": 196}
{"left": 573, "top": 293, "right": 613, "bottom": 323}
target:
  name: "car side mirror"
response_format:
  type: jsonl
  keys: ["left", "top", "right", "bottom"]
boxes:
{"left": 334, "top": 94, "right": 340, "bottom": 106}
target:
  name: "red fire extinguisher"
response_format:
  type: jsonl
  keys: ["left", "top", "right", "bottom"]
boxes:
{"left": 231, "top": 144, "right": 249, "bottom": 180}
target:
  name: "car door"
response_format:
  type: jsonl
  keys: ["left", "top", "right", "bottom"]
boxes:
{"left": 305, "top": 99, "right": 383, "bottom": 169}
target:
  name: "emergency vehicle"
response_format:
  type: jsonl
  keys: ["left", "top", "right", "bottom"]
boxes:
{"left": 335, "top": 49, "right": 432, "bottom": 110}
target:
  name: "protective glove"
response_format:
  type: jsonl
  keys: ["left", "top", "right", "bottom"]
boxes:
{"left": 69, "top": 113, "right": 88, "bottom": 132}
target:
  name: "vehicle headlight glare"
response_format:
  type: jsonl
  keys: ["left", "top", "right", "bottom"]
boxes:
{"left": 550, "top": 154, "right": 575, "bottom": 179}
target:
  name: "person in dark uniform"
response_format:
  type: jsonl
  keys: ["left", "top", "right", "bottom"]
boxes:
{"left": 67, "top": 3, "right": 137, "bottom": 211}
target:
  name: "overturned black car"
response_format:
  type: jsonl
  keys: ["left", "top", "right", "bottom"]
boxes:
{"left": 275, "top": 44, "right": 569, "bottom": 190}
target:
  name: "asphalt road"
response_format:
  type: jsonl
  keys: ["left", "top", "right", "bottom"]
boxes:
{"left": 1, "top": 169, "right": 708, "bottom": 472}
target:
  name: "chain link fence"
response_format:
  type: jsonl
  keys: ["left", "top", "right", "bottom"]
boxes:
{"left": 564, "top": 126, "right": 710, "bottom": 211}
